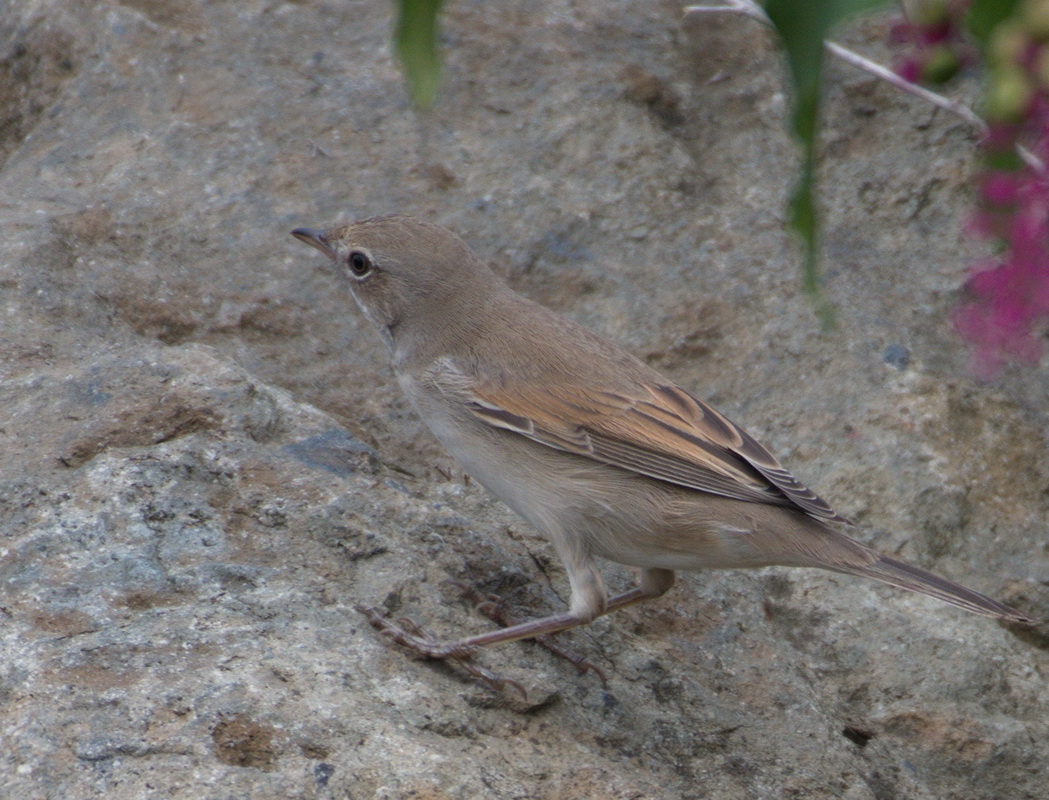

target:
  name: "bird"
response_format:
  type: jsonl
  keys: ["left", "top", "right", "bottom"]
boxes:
{"left": 291, "top": 214, "right": 1038, "bottom": 679}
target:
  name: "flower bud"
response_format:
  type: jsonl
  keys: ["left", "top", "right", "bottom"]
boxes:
{"left": 1022, "top": 0, "right": 1049, "bottom": 42}
{"left": 922, "top": 44, "right": 961, "bottom": 83}
{"left": 984, "top": 68, "right": 1035, "bottom": 121}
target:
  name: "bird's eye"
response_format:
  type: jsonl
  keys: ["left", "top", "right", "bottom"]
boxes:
{"left": 347, "top": 250, "right": 373, "bottom": 278}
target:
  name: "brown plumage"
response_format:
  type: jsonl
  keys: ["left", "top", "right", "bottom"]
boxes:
{"left": 292, "top": 214, "right": 1038, "bottom": 671}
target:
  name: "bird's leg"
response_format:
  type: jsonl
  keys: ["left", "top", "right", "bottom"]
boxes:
{"left": 606, "top": 567, "right": 676, "bottom": 612}
{"left": 357, "top": 568, "right": 676, "bottom": 691}
{"left": 447, "top": 580, "right": 609, "bottom": 686}
{"left": 357, "top": 601, "right": 585, "bottom": 653}
{"left": 355, "top": 605, "right": 527, "bottom": 697}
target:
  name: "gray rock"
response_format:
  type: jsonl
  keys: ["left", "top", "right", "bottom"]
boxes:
{"left": 1, "top": 2, "right": 1046, "bottom": 799}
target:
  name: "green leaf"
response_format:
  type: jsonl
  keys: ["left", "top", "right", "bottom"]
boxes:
{"left": 764, "top": 0, "right": 890, "bottom": 325}
{"left": 394, "top": 0, "right": 445, "bottom": 109}
{"left": 967, "top": 0, "right": 1021, "bottom": 48}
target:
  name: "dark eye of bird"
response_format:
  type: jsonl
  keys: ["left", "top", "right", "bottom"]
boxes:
{"left": 348, "top": 251, "right": 372, "bottom": 278}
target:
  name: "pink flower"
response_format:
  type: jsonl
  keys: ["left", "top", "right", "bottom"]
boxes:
{"left": 980, "top": 171, "right": 1019, "bottom": 205}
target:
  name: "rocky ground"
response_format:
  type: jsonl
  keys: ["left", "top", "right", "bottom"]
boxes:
{"left": 1, "top": 1, "right": 1047, "bottom": 798}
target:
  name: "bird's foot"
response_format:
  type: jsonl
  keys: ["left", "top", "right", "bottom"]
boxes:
{"left": 355, "top": 604, "right": 526, "bottom": 698}
{"left": 446, "top": 580, "right": 609, "bottom": 687}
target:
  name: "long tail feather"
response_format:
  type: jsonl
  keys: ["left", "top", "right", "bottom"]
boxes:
{"left": 835, "top": 554, "right": 1038, "bottom": 625}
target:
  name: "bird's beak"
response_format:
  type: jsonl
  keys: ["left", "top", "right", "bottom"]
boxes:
{"left": 291, "top": 227, "right": 336, "bottom": 260}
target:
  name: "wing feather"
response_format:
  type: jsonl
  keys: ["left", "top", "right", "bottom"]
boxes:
{"left": 431, "top": 360, "right": 845, "bottom": 523}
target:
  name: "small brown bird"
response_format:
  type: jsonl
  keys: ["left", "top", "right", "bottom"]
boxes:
{"left": 292, "top": 215, "right": 1037, "bottom": 672}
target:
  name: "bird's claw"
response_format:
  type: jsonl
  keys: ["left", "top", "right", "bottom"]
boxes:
{"left": 355, "top": 604, "right": 526, "bottom": 698}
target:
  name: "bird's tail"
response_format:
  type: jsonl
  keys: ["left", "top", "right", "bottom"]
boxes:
{"left": 833, "top": 553, "right": 1038, "bottom": 625}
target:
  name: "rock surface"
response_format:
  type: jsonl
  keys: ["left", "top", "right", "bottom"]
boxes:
{"left": 2, "top": 2, "right": 1047, "bottom": 799}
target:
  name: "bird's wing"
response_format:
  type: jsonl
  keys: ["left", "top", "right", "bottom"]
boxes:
{"left": 427, "top": 360, "right": 846, "bottom": 523}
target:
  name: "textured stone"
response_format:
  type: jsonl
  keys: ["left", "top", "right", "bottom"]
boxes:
{"left": 1, "top": 2, "right": 1047, "bottom": 799}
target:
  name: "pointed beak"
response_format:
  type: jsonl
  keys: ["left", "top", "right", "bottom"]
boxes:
{"left": 291, "top": 227, "right": 336, "bottom": 260}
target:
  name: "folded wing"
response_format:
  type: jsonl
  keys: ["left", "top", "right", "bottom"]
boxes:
{"left": 430, "top": 360, "right": 846, "bottom": 524}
